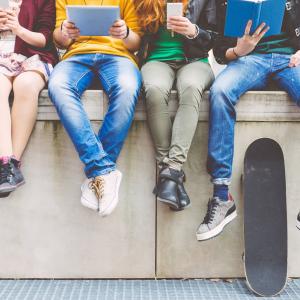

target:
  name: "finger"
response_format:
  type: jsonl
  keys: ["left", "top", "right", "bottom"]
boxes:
{"left": 110, "top": 27, "right": 126, "bottom": 35}
{"left": 65, "top": 22, "right": 76, "bottom": 29}
{"left": 253, "top": 22, "right": 266, "bottom": 36}
{"left": 289, "top": 62, "right": 296, "bottom": 68}
{"left": 169, "top": 25, "right": 187, "bottom": 33}
{"left": 168, "top": 16, "right": 186, "bottom": 22}
{"left": 113, "top": 20, "right": 125, "bottom": 27}
{"left": 290, "top": 56, "right": 297, "bottom": 64}
{"left": 110, "top": 30, "right": 126, "bottom": 38}
{"left": 6, "top": 14, "right": 16, "bottom": 21}
{"left": 67, "top": 28, "right": 80, "bottom": 35}
{"left": 244, "top": 20, "right": 252, "bottom": 35}
{"left": 69, "top": 33, "right": 80, "bottom": 39}
{"left": 168, "top": 20, "right": 189, "bottom": 27}
{"left": 258, "top": 26, "right": 270, "bottom": 39}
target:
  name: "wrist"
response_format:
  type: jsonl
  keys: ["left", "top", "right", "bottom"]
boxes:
{"left": 14, "top": 25, "right": 24, "bottom": 36}
{"left": 186, "top": 24, "right": 199, "bottom": 40}
{"left": 232, "top": 47, "right": 242, "bottom": 58}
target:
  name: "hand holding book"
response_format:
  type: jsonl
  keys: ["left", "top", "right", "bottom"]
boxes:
{"left": 235, "top": 20, "right": 269, "bottom": 56}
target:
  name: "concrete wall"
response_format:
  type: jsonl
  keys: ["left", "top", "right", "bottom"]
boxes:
{"left": 0, "top": 91, "right": 299, "bottom": 278}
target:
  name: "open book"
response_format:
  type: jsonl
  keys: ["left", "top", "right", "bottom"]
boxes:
{"left": 224, "top": 0, "right": 286, "bottom": 38}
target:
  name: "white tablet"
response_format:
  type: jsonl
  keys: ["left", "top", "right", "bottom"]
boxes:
{"left": 66, "top": 5, "right": 120, "bottom": 36}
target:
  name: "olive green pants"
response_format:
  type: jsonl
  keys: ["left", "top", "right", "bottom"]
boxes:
{"left": 142, "top": 60, "right": 214, "bottom": 170}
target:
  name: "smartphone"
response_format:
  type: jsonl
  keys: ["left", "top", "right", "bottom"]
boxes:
{"left": 167, "top": 3, "right": 183, "bottom": 30}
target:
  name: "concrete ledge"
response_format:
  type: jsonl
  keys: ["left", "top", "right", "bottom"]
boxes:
{"left": 0, "top": 89, "right": 299, "bottom": 278}
{"left": 38, "top": 90, "right": 300, "bottom": 122}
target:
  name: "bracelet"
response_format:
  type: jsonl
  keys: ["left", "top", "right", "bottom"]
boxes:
{"left": 186, "top": 24, "right": 199, "bottom": 40}
{"left": 123, "top": 26, "right": 130, "bottom": 39}
{"left": 232, "top": 47, "right": 241, "bottom": 58}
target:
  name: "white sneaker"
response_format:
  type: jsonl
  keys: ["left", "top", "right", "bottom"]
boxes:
{"left": 80, "top": 170, "right": 122, "bottom": 217}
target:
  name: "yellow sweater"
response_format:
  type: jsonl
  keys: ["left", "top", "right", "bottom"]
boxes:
{"left": 56, "top": 0, "right": 141, "bottom": 63}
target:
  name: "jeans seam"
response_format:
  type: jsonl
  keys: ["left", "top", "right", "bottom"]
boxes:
{"left": 74, "top": 69, "right": 93, "bottom": 95}
{"left": 98, "top": 71, "right": 113, "bottom": 98}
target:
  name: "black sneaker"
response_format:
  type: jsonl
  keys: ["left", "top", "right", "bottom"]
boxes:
{"left": 196, "top": 194, "right": 237, "bottom": 241}
{"left": 297, "top": 212, "right": 300, "bottom": 230}
{"left": 11, "top": 158, "right": 25, "bottom": 187}
{"left": 0, "top": 160, "right": 16, "bottom": 197}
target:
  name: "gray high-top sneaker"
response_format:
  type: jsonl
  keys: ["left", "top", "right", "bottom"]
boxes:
{"left": 0, "top": 159, "right": 16, "bottom": 197}
{"left": 196, "top": 196, "right": 237, "bottom": 241}
{"left": 297, "top": 212, "right": 300, "bottom": 230}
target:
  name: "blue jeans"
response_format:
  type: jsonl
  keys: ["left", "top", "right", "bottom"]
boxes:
{"left": 208, "top": 53, "right": 300, "bottom": 185}
{"left": 48, "top": 54, "right": 142, "bottom": 178}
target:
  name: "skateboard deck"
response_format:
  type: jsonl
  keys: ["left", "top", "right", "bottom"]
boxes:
{"left": 244, "top": 138, "right": 287, "bottom": 297}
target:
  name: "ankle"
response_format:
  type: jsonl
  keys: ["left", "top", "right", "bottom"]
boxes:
{"left": 0, "top": 156, "right": 13, "bottom": 165}
{"left": 213, "top": 184, "right": 229, "bottom": 201}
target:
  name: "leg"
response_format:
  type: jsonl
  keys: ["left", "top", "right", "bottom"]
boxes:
{"left": 272, "top": 59, "right": 300, "bottom": 105}
{"left": 0, "top": 74, "right": 13, "bottom": 156}
{"left": 142, "top": 61, "right": 175, "bottom": 163}
{"left": 207, "top": 55, "right": 270, "bottom": 185}
{"left": 48, "top": 55, "right": 115, "bottom": 178}
{"left": 11, "top": 72, "right": 45, "bottom": 159}
{"left": 96, "top": 55, "right": 142, "bottom": 163}
{"left": 167, "top": 61, "right": 214, "bottom": 169}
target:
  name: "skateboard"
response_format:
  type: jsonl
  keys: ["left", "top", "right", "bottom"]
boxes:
{"left": 243, "top": 138, "right": 287, "bottom": 297}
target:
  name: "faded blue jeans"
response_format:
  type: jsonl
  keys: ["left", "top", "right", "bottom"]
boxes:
{"left": 48, "top": 54, "right": 142, "bottom": 178}
{"left": 207, "top": 53, "right": 300, "bottom": 185}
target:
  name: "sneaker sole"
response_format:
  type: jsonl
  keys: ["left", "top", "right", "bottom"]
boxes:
{"left": 81, "top": 195, "right": 98, "bottom": 211}
{"left": 99, "top": 172, "right": 122, "bottom": 217}
{"left": 0, "top": 180, "right": 25, "bottom": 198}
{"left": 297, "top": 220, "right": 300, "bottom": 230}
{"left": 157, "top": 197, "right": 180, "bottom": 210}
{"left": 196, "top": 210, "right": 237, "bottom": 241}
{"left": 0, "top": 192, "right": 10, "bottom": 198}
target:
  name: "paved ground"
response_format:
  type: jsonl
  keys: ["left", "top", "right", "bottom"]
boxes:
{"left": 0, "top": 279, "right": 299, "bottom": 300}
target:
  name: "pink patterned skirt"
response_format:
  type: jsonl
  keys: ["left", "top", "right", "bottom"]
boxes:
{"left": 0, "top": 53, "right": 53, "bottom": 82}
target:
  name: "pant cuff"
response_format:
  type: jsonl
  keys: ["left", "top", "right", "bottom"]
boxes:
{"left": 211, "top": 178, "right": 231, "bottom": 186}
{"left": 162, "top": 157, "right": 182, "bottom": 171}
{"left": 87, "top": 166, "right": 117, "bottom": 179}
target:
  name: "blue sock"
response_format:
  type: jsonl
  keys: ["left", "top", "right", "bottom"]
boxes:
{"left": 213, "top": 185, "right": 229, "bottom": 201}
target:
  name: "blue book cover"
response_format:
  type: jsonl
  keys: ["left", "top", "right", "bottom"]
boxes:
{"left": 224, "top": 0, "right": 286, "bottom": 38}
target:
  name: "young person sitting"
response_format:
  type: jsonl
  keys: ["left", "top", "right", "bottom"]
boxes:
{"left": 0, "top": 0, "right": 58, "bottom": 197}
{"left": 48, "top": 0, "right": 142, "bottom": 216}
{"left": 197, "top": 0, "right": 300, "bottom": 240}
{"left": 135, "top": 0, "right": 216, "bottom": 211}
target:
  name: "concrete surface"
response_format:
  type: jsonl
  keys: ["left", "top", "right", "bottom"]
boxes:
{"left": 0, "top": 90, "right": 299, "bottom": 278}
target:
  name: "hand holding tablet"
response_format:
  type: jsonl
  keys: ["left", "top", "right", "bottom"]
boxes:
{"left": 66, "top": 5, "right": 120, "bottom": 37}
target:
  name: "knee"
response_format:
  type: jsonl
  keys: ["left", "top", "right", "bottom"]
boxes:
{"left": 209, "top": 81, "right": 234, "bottom": 108}
{"left": 48, "top": 73, "right": 77, "bottom": 107}
{"left": 114, "top": 71, "right": 141, "bottom": 99}
{"left": 144, "top": 85, "right": 169, "bottom": 109}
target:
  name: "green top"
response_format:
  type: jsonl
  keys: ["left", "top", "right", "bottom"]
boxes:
{"left": 146, "top": 27, "right": 209, "bottom": 63}
{"left": 254, "top": 32, "right": 295, "bottom": 55}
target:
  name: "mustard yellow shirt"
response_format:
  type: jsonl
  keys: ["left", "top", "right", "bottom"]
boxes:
{"left": 56, "top": 0, "right": 141, "bottom": 63}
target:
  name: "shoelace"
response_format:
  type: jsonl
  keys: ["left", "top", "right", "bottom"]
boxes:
{"left": 203, "top": 199, "right": 219, "bottom": 224}
{"left": 88, "top": 177, "right": 105, "bottom": 201}
{"left": 0, "top": 163, "right": 13, "bottom": 184}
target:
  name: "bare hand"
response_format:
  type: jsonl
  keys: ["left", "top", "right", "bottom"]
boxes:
{"left": 167, "top": 16, "right": 196, "bottom": 37}
{"left": 289, "top": 50, "right": 300, "bottom": 68}
{"left": 109, "top": 20, "right": 128, "bottom": 39}
{"left": 0, "top": 8, "right": 8, "bottom": 29}
{"left": 5, "top": 9, "right": 22, "bottom": 35}
{"left": 62, "top": 20, "right": 80, "bottom": 40}
{"left": 234, "top": 20, "right": 269, "bottom": 56}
